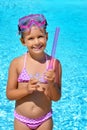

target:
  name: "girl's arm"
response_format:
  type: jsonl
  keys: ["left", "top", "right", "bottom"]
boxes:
{"left": 45, "top": 59, "right": 62, "bottom": 101}
{"left": 6, "top": 59, "right": 30, "bottom": 100}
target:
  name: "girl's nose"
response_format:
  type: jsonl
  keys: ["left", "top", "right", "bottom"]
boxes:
{"left": 34, "top": 38, "right": 39, "bottom": 45}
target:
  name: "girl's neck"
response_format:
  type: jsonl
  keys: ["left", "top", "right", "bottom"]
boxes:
{"left": 27, "top": 51, "right": 46, "bottom": 63}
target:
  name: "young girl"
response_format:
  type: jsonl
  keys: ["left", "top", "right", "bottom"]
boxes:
{"left": 6, "top": 14, "right": 62, "bottom": 130}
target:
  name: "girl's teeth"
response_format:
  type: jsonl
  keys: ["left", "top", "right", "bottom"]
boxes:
{"left": 34, "top": 45, "right": 42, "bottom": 49}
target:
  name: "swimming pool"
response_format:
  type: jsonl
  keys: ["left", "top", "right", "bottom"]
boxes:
{"left": 0, "top": 0, "right": 87, "bottom": 129}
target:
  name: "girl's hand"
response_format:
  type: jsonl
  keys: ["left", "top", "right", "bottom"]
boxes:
{"left": 27, "top": 78, "right": 46, "bottom": 93}
{"left": 44, "top": 69, "right": 55, "bottom": 84}
{"left": 27, "top": 78, "right": 39, "bottom": 93}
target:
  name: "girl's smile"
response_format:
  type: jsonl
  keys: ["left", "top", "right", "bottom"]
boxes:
{"left": 32, "top": 44, "right": 43, "bottom": 51}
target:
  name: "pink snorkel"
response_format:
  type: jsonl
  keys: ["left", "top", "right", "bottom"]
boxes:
{"left": 48, "top": 27, "right": 60, "bottom": 69}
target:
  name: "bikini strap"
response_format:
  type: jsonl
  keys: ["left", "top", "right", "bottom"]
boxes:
{"left": 23, "top": 53, "right": 27, "bottom": 69}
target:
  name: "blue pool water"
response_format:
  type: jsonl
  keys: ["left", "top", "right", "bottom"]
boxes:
{"left": 0, "top": 0, "right": 87, "bottom": 130}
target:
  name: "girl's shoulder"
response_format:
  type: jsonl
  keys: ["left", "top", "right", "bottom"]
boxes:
{"left": 46, "top": 53, "right": 61, "bottom": 65}
{"left": 55, "top": 58, "right": 61, "bottom": 65}
{"left": 9, "top": 54, "right": 25, "bottom": 69}
{"left": 54, "top": 58, "right": 62, "bottom": 72}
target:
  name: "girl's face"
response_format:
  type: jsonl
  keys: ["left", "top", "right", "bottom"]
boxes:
{"left": 21, "top": 26, "right": 48, "bottom": 56}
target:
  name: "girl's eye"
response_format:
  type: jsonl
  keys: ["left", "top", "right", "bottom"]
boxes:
{"left": 38, "top": 35, "right": 44, "bottom": 38}
{"left": 28, "top": 37, "right": 33, "bottom": 40}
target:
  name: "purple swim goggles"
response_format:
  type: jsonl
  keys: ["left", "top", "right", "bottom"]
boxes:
{"left": 18, "top": 14, "right": 47, "bottom": 34}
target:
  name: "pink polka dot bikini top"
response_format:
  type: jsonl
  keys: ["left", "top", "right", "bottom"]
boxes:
{"left": 17, "top": 53, "right": 55, "bottom": 83}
